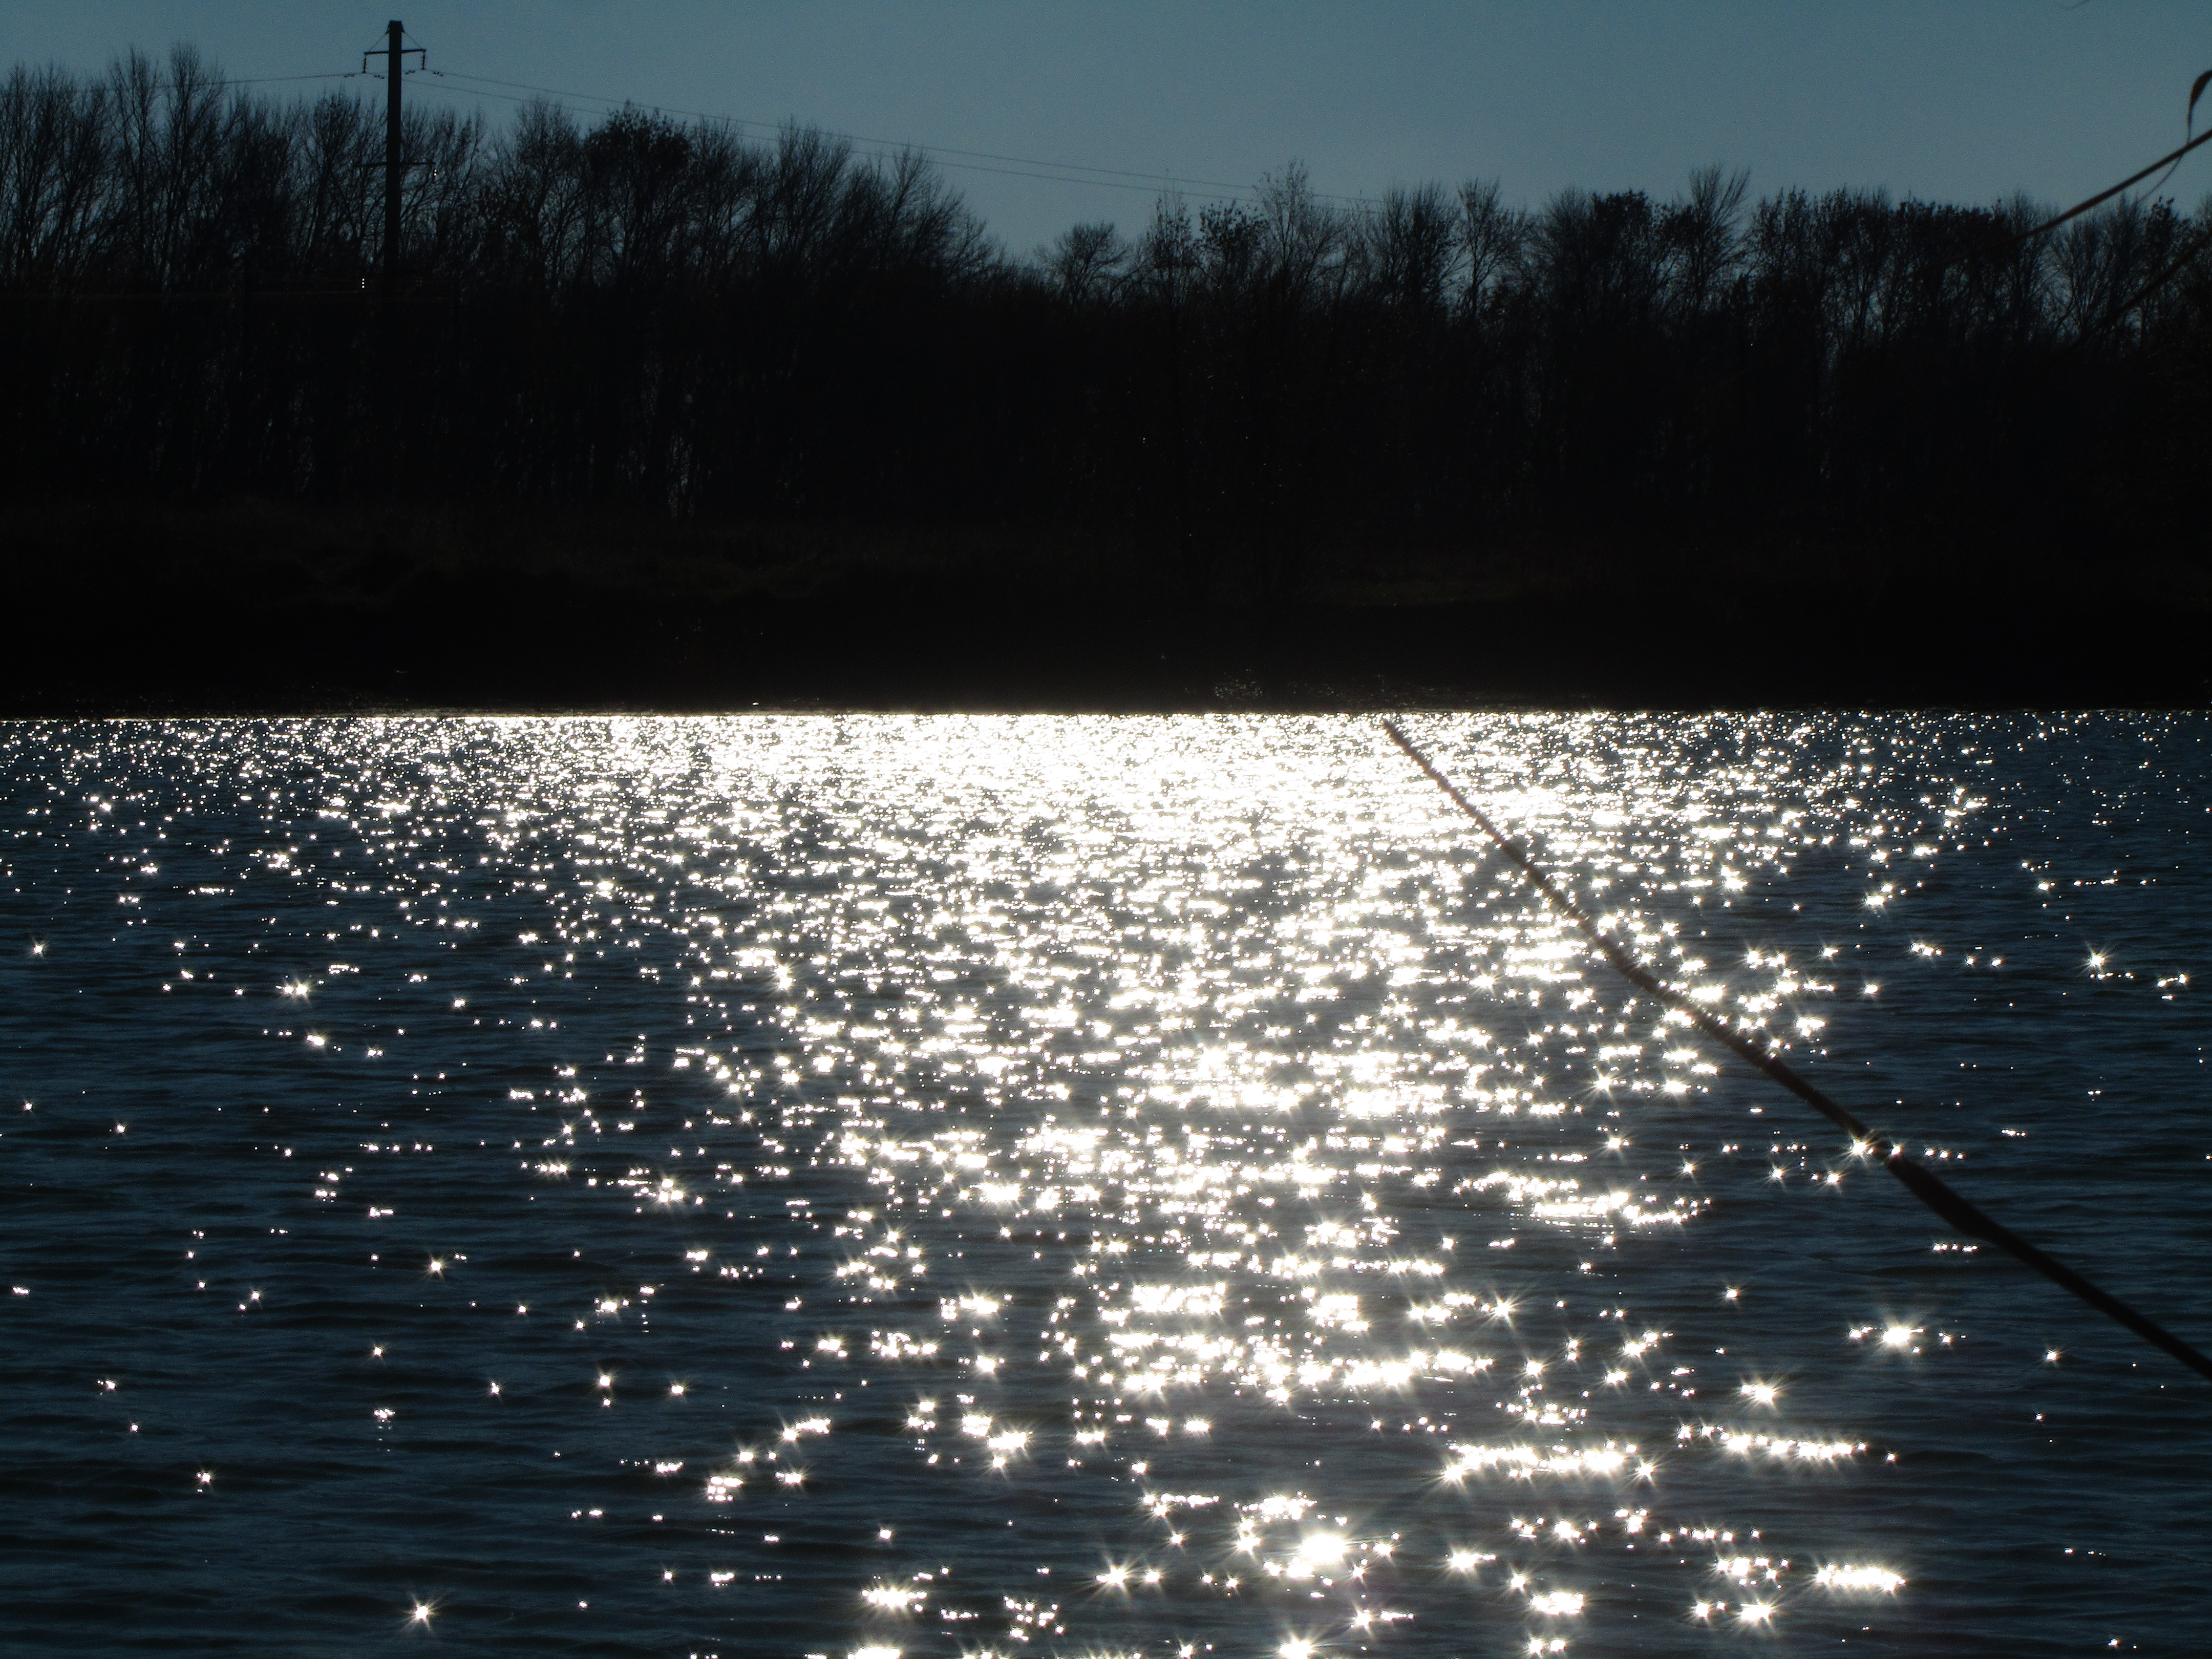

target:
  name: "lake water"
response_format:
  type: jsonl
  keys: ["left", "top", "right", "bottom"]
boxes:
{"left": 3, "top": 714, "right": 2208, "bottom": 1656}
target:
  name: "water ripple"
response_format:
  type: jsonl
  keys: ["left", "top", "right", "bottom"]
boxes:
{"left": 2, "top": 714, "right": 2206, "bottom": 1655}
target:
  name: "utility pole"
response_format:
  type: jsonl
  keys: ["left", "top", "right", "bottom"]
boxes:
{"left": 363, "top": 20, "right": 424, "bottom": 289}
{"left": 384, "top": 20, "right": 403, "bottom": 281}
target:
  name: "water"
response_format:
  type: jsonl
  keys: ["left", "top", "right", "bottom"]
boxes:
{"left": 3, "top": 714, "right": 2208, "bottom": 1656}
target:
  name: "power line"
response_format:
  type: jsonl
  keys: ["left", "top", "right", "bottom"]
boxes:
{"left": 430, "top": 69, "right": 1269, "bottom": 195}
{"left": 408, "top": 73, "right": 1252, "bottom": 205}
{"left": 211, "top": 72, "right": 358, "bottom": 87}
{"left": 43, "top": 52, "right": 1384, "bottom": 213}
{"left": 412, "top": 74, "right": 1259, "bottom": 205}
{"left": 409, "top": 75, "right": 1248, "bottom": 204}
{"left": 76, "top": 73, "right": 358, "bottom": 91}
{"left": 1380, "top": 717, "right": 2212, "bottom": 1387}
{"left": 415, "top": 67, "right": 1381, "bottom": 210}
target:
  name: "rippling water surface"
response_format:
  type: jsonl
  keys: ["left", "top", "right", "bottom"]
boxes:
{"left": 4, "top": 715, "right": 2209, "bottom": 1656}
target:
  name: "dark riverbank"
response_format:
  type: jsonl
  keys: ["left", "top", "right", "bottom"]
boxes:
{"left": 4, "top": 499, "right": 2204, "bottom": 714}
{"left": 6, "top": 65, "right": 2207, "bottom": 717}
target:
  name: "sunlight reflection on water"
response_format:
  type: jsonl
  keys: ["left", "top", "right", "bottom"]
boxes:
{"left": 4, "top": 714, "right": 2209, "bottom": 1656}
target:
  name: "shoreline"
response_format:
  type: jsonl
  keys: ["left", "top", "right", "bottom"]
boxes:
{"left": 5, "top": 498, "right": 2205, "bottom": 715}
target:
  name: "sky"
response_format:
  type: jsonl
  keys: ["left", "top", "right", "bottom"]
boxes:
{"left": 9, "top": 2, "right": 2211, "bottom": 254}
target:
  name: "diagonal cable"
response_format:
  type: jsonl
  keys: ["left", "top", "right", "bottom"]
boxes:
{"left": 1380, "top": 716, "right": 2212, "bottom": 1385}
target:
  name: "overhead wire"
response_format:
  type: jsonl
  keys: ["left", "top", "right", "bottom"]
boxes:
{"left": 406, "top": 73, "right": 1253, "bottom": 203}
{"left": 84, "top": 73, "right": 358, "bottom": 91}
{"left": 57, "top": 52, "right": 2212, "bottom": 233}
{"left": 62, "top": 52, "right": 1382, "bottom": 214}
{"left": 1975, "top": 128, "right": 2212, "bottom": 261}
{"left": 1946, "top": 68, "right": 2211, "bottom": 278}
{"left": 428, "top": 70, "right": 1261, "bottom": 193}
{"left": 415, "top": 66, "right": 1381, "bottom": 209}
{"left": 1379, "top": 717, "right": 2212, "bottom": 1387}
{"left": 208, "top": 73, "right": 358, "bottom": 87}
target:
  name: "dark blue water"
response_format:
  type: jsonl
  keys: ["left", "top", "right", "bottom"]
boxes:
{"left": 2, "top": 715, "right": 2207, "bottom": 1656}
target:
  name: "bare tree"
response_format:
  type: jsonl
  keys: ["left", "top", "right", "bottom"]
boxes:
{"left": 1043, "top": 221, "right": 1125, "bottom": 304}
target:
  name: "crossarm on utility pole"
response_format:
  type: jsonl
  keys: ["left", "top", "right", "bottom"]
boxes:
{"left": 361, "top": 20, "right": 426, "bottom": 289}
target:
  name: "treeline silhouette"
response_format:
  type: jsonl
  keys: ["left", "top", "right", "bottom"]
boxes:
{"left": 4, "top": 48, "right": 2209, "bottom": 706}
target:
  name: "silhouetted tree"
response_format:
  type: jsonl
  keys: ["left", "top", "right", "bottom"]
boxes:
{"left": 1, "top": 46, "right": 2208, "bottom": 602}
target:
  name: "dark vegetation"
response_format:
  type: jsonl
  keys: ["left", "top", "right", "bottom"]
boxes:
{"left": 3, "top": 48, "right": 2208, "bottom": 710}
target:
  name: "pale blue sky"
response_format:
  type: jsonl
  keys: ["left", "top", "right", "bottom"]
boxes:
{"left": 8, "top": 2, "right": 2209, "bottom": 251}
